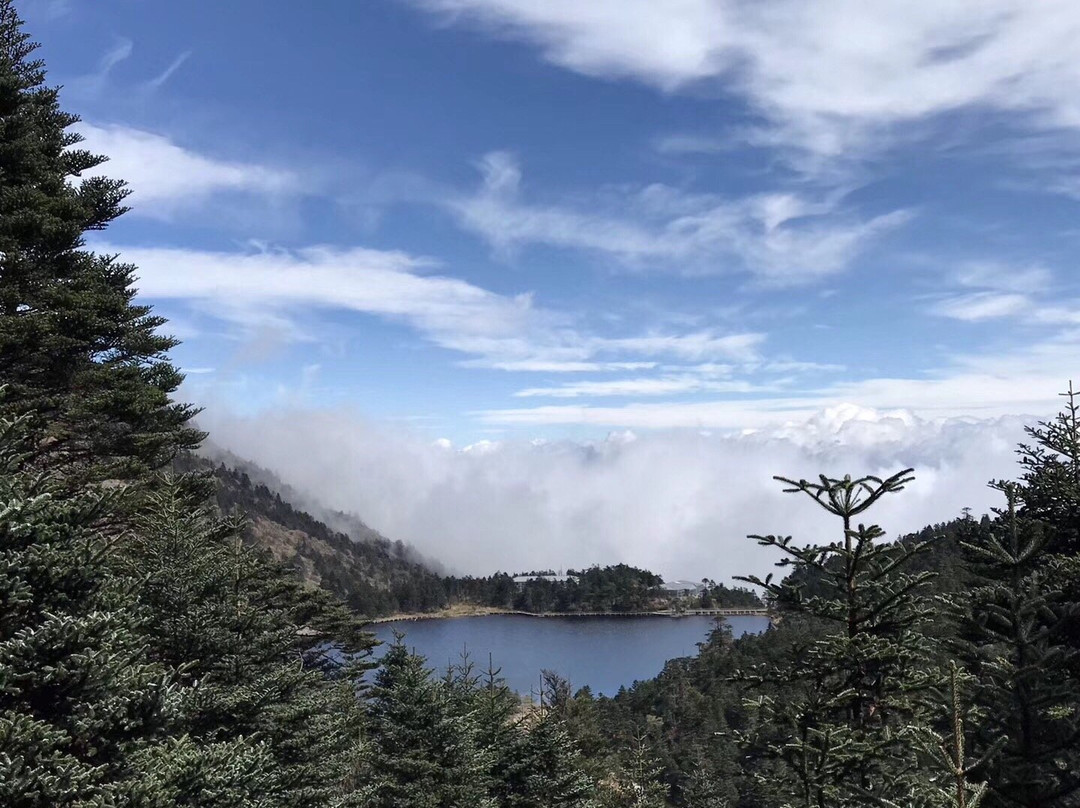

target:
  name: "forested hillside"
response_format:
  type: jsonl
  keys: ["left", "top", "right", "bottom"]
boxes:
{"left": 445, "top": 566, "right": 761, "bottom": 613}
{"left": 548, "top": 515, "right": 989, "bottom": 805}
{"left": 198, "top": 443, "right": 445, "bottom": 570}
{"left": 177, "top": 452, "right": 450, "bottom": 616}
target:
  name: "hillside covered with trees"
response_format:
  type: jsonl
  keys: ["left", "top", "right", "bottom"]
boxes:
{"left": 445, "top": 566, "right": 761, "bottom": 613}
{"left": 3, "top": 3, "right": 1080, "bottom": 806}
{"left": 178, "top": 452, "right": 451, "bottom": 616}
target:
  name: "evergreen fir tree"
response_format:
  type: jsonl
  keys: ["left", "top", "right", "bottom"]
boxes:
{"left": 889, "top": 661, "right": 996, "bottom": 808}
{"left": 954, "top": 483, "right": 1080, "bottom": 807}
{"left": 558, "top": 684, "right": 614, "bottom": 788}
{"left": 0, "top": 411, "right": 176, "bottom": 807}
{"left": 603, "top": 725, "right": 668, "bottom": 808}
{"left": 128, "top": 734, "right": 280, "bottom": 808}
{"left": 0, "top": 0, "right": 200, "bottom": 484}
{"left": 735, "top": 469, "right": 936, "bottom": 807}
{"left": 1014, "top": 383, "right": 1080, "bottom": 668}
{"left": 1016, "top": 384, "right": 1080, "bottom": 555}
{"left": 477, "top": 653, "right": 520, "bottom": 750}
{"left": 365, "top": 639, "right": 494, "bottom": 808}
{"left": 434, "top": 651, "right": 597, "bottom": 808}
{"left": 123, "top": 480, "right": 372, "bottom": 808}
{"left": 677, "top": 741, "right": 734, "bottom": 808}
{"left": 462, "top": 653, "right": 523, "bottom": 803}
{"left": 497, "top": 714, "right": 596, "bottom": 808}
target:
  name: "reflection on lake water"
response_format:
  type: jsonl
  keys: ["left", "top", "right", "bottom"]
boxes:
{"left": 373, "top": 614, "right": 769, "bottom": 697}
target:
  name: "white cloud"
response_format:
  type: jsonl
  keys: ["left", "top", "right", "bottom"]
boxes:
{"left": 21, "top": 0, "right": 74, "bottom": 21}
{"left": 931, "top": 292, "right": 1031, "bottom": 321}
{"left": 98, "top": 38, "right": 134, "bottom": 72}
{"left": 928, "top": 261, "right": 1080, "bottom": 324}
{"left": 1031, "top": 308, "right": 1080, "bottom": 326}
{"left": 199, "top": 400, "right": 1040, "bottom": 581}
{"left": 110, "top": 242, "right": 776, "bottom": 373}
{"left": 515, "top": 378, "right": 695, "bottom": 399}
{"left": 71, "top": 37, "right": 133, "bottom": 96}
{"left": 410, "top": 0, "right": 730, "bottom": 90}
{"left": 146, "top": 51, "right": 192, "bottom": 90}
{"left": 653, "top": 134, "right": 734, "bottom": 156}
{"left": 409, "top": 1, "right": 1080, "bottom": 162}
{"left": 451, "top": 152, "right": 908, "bottom": 283}
{"left": 981, "top": 134, "right": 1080, "bottom": 201}
{"left": 465, "top": 360, "right": 659, "bottom": 373}
{"left": 116, "top": 242, "right": 535, "bottom": 347}
{"left": 591, "top": 331, "right": 763, "bottom": 361}
{"left": 477, "top": 380, "right": 1046, "bottom": 429}
{"left": 74, "top": 123, "right": 296, "bottom": 215}
{"left": 953, "top": 261, "right": 1053, "bottom": 294}
{"left": 513, "top": 375, "right": 778, "bottom": 398}
{"left": 481, "top": 330, "right": 1080, "bottom": 428}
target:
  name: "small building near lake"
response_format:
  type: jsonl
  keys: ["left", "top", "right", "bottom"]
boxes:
{"left": 658, "top": 579, "right": 706, "bottom": 598}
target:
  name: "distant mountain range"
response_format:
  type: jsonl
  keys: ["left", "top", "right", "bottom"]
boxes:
{"left": 178, "top": 446, "right": 449, "bottom": 618}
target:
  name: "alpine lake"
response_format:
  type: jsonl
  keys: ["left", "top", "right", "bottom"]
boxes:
{"left": 372, "top": 614, "right": 770, "bottom": 697}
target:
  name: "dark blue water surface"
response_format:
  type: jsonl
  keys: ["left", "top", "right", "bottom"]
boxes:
{"left": 373, "top": 615, "right": 769, "bottom": 697}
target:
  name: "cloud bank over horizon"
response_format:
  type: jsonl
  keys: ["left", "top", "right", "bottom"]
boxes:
{"left": 198, "top": 401, "right": 1039, "bottom": 583}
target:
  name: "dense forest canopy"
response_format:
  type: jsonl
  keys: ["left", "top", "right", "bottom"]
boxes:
{"left": 2, "top": 3, "right": 1079, "bottom": 806}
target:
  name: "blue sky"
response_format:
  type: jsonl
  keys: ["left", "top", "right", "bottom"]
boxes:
{"left": 26, "top": 0, "right": 1080, "bottom": 441}
{"left": 19, "top": 1, "right": 1080, "bottom": 574}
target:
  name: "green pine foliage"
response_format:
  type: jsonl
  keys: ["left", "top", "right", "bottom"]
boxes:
{"left": 490, "top": 669, "right": 596, "bottom": 808}
{"left": 1017, "top": 384, "right": 1080, "bottom": 555}
{"left": 603, "top": 725, "right": 669, "bottom": 808}
{"left": 954, "top": 483, "right": 1080, "bottom": 806}
{"left": 678, "top": 741, "right": 736, "bottom": 808}
{"left": 734, "top": 469, "right": 936, "bottom": 806}
{"left": 1015, "top": 384, "right": 1080, "bottom": 673}
{"left": 0, "top": 412, "right": 176, "bottom": 807}
{"left": 893, "top": 661, "right": 996, "bottom": 808}
{"left": 121, "top": 481, "right": 372, "bottom": 808}
{"left": 364, "top": 639, "right": 496, "bottom": 808}
{"left": 129, "top": 735, "right": 280, "bottom": 808}
{"left": 448, "top": 651, "right": 523, "bottom": 803}
{"left": 496, "top": 714, "right": 596, "bottom": 808}
{"left": 444, "top": 565, "right": 694, "bottom": 614}
{"left": 0, "top": 1, "right": 200, "bottom": 485}
{"left": 475, "top": 655, "right": 523, "bottom": 759}
{"left": 365, "top": 642, "right": 598, "bottom": 808}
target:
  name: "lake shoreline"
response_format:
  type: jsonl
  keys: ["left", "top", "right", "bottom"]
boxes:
{"left": 369, "top": 604, "right": 769, "bottom": 624}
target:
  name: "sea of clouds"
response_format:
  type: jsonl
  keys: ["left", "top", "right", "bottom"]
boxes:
{"left": 198, "top": 403, "right": 1044, "bottom": 584}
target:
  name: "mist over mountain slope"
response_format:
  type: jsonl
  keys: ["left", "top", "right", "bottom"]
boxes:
{"left": 199, "top": 404, "right": 1040, "bottom": 583}
{"left": 198, "top": 440, "right": 447, "bottom": 573}
{"left": 177, "top": 449, "right": 448, "bottom": 617}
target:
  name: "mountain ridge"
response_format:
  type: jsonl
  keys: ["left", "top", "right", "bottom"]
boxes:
{"left": 176, "top": 448, "right": 449, "bottom": 617}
